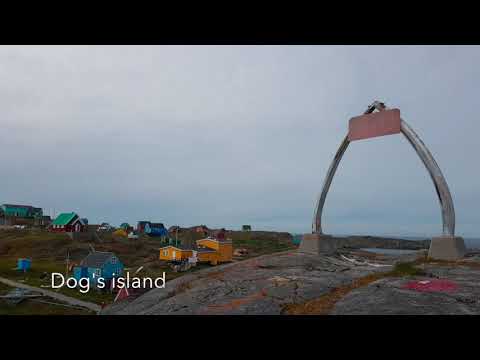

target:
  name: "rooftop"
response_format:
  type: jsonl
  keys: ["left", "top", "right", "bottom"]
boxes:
{"left": 160, "top": 244, "right": 193, "bottom": 251}
{"left": 80, "top": 251, "right": 116, "bottom": 268}
{"left": 3, "top": 204, "right": 35, "bottom": 209}
{"left": 52, "top": 212, "right": 78, "bottom": 226}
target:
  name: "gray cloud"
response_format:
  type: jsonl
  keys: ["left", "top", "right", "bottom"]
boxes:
{"left": 0, "top": 45, "right": 478, "bottom": 237}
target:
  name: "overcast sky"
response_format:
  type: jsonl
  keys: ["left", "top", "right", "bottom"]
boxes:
{"left": 1, "top": 45, "right": 478, "bottom": 237}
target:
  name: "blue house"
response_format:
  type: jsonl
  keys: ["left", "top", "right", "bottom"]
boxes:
{"left": 73, "top": 251, "right": 124, "bottom": 287}
{"left": 144, "top": 222, "right": 168, "bottom": 237}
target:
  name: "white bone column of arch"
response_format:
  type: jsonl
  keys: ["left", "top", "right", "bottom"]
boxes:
{"left": 312, "top": 101, "right": 456, "bottom": 237}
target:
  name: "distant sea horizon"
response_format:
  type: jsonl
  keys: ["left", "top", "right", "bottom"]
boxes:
{"left": 290, "top": 233, "right": 480, "bottom": 250}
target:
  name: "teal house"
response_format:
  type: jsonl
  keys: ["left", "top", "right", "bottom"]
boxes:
{"left": 73, "top": 251, "right": 124, "bottom": 288}
{"left": 1, "top": 204, "right": 43, "bottom": 218}
{"left": 292, "top": 234, "right": 303, "bottom": 245}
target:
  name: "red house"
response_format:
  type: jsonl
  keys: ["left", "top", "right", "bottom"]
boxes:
{"left": 50, "top": 212, "right": 86, "bottom": 232}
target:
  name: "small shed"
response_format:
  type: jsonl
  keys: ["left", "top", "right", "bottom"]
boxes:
{"left": 17, "top": 258, "right": 31, "bottom": 272}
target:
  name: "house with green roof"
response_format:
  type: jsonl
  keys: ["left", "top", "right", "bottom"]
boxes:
{"left": 1, "top": 204, "right": 43, "bottom": 219}
{"left": 50, "top": 212, "right": 86, "bottom": 233}
{"left": 1, "top": 204, "right": 44, "bottom": 226}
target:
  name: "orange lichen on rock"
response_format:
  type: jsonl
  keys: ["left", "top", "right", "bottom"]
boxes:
{"left": 283, "top": 273, "right": 384, "bottom": 315}
{"left": 199, "top": 289, "right": 268, "bottom": 314}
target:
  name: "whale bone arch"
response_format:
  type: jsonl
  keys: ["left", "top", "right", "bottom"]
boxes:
{"left": 312, "top": 101, "right": 455, "bottom": 237}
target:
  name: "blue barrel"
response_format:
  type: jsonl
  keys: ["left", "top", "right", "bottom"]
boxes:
{"left": 17, "top": 258, "right": 31, "bottom": 271}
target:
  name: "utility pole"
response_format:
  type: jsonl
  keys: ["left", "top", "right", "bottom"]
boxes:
{"left": 66, "top": 250, "right": 70, "bottom": 277}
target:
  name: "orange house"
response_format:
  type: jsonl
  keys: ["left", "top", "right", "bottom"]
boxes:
{"left": 196, "top": 237, "right": 233, "bottom": 264}
{"left": 159, "top": 245, "right": 193, "bottom": 261}
{"left": 196, "top": 247, "right": 219, "bottom": 265}
{"left": 159, "top": 238, "right": 233, "bottom": 266}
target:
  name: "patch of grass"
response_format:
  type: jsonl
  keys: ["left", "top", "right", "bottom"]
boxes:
{"left": 412, "top": 257, "right": 480, "bottom": 270}
{"left": 388, "top": 262, "right": 426, "bottom": 277}
{"left": 0, "top": 257, "right": 114, "bottom": 304}
{"left": 229, "top": 231, "right": 296, "bottom": 258}
{"left": 0, "top": 298, "right": 92, "bottom": 315}
{"left": 0, "top": 282, "right": 11, "bottom": 293}
{"left": 0, "top": 228, "right": 298, "bottom": 312}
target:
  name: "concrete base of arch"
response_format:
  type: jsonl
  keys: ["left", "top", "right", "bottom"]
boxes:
{"left": 299, "top": 234, "right": 338, "bottom": 255}
{"left": 428, "top": 236, "right": 467, "bottom": 261}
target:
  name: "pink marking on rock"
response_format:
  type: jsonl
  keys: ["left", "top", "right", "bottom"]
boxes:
{"left": 402, "top": 279, "right": 458, "bottom": 293}
{"left": 348, "top": 108, "right": 401, "bottom": 141}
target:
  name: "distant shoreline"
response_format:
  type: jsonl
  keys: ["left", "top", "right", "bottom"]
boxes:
{"left": 292, "top": 233, "right": 480, "bottom": 250}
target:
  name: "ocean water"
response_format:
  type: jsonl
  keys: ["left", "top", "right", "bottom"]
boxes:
{"left": 363, "top": 238, "right": 480, "bottom": 255}
{"left": 463, "top": 238, "right": 480, "bottom": 249}
{"left": 360, "top": 248, "right": 420, "bottom": 255}
{"left": 397, "top": 237, "right": 480, "bottom": 250}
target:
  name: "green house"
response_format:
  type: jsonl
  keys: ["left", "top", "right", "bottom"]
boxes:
{"left": 1, "top": 204, "right": 43, "bottom": 219}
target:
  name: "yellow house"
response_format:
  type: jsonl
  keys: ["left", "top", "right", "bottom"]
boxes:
{"left": 159, "top": 245, "right": 193, "bottom": 261}
{"left": 196, "top": 237, "right": 233, "bottom": 263}
{"left": 196, "top": 247, "right": 220, "bottom": 265}
{"left": 159, "top": 238, "right": 233, "bottom": 266}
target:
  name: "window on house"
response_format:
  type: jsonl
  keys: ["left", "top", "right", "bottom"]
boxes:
{"left": 111, "top": 257, "right": 117, "bottom": 264}
{"left": 163, "top": 250, "right": 168, "bottom": 256}
{"left": 95, "top": 269, "right": 101, "bottom": 277}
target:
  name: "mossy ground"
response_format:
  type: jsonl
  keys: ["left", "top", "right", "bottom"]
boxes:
{"left": 0, "top": 228, "right": 295, "bottom": 313}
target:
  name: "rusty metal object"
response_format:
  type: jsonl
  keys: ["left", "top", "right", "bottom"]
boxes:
{"left": 313, "top": 101, "right": 455, "bottom": 237}
{"left": 348, "top": 108, "right": 401, "bottom": 141}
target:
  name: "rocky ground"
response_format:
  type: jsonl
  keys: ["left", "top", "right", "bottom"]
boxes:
{"left": 101, "top": 247, "right": 480, "bottom": 315}
{"left": 331, "top": 258, "right": 480, "bottom": 315}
